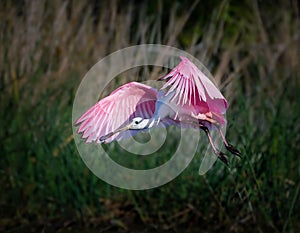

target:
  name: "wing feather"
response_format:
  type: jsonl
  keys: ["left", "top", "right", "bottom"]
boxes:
{"left": 75, "top": 82, "right": 158, "bottom": 143}
{"left": 161, "top": 56, "right": 228, "bottom": 114}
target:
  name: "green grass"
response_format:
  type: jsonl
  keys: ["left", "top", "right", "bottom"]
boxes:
{"left": 1, "top": 0, "right": 300, "bottom": 232}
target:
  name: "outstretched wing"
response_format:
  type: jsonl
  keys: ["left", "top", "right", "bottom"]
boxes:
{"left": 75, "top": 82, "right": 158, "bottom": 143}
{"left": 160, "top": 56, "right": 228, "bottom": 115}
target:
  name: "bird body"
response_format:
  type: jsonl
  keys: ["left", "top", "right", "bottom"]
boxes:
{"left": 75, "top": 56, "right": 241, "bottom": 165}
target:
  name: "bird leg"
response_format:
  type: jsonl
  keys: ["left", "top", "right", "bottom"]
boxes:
{"left": 200, "top": 126, "right": 229, "bottom": 167}
{"left": 218, "top": 128, "right": 242, "bottom": 158}
{"left": 193, "top": 113, "right": 242, "bottom": 162}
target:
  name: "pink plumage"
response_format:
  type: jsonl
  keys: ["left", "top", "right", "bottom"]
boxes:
{"left": 75, "top": 82, "right": 157, "bottom": 143}
{"left": 75, "top": 56, "right": 242, "bottom": 165}
{"left": 76, "top": 57, "right": 227, "bottom": 143}
{"left": 160, "top": 56, "right": 227, "bottom": 126}
{"left": 161, "top": 56, "right": 227, "bottom": 114}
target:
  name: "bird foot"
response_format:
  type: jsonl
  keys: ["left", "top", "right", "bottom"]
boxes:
{"left": 225, "top": 144, "right": 242, "bottom": 158}
{"left": 218, "top": 151, "right": 230, "bottom": 167}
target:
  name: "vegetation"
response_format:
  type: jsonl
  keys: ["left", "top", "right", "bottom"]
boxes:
{"left": 1, "top": 0, "right": 299, "bottom": 232}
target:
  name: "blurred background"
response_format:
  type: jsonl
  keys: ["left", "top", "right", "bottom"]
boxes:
{"left": 1, "top": 0, "right": 300, "bottom": 232}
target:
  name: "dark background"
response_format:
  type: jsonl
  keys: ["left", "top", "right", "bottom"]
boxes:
{"left": 1, "top": 0, "right": 299, "bottom": 232}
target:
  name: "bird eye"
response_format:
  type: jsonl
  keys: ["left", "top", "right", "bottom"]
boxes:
{"left": 135, "top": 121, "right": 139, "bottom": 124}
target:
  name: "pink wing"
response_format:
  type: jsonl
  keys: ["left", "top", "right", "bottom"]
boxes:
{"left": 161, "top": 56, "right": 228, "bottom": 115}
{"left": 75, "top": 82, "right": 157, "bottom": 143}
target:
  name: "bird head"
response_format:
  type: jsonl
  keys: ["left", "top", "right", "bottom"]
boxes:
{"left": 128, "top": 117, "right": 152, "bottom": 129}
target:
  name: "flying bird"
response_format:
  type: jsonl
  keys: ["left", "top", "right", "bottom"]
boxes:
{"left": 75, "top": 56, "right": 241, "bottom": 165}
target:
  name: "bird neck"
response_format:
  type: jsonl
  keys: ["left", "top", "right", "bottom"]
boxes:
{"left": 147, "top": 117, "right": 160, "bottom": 129}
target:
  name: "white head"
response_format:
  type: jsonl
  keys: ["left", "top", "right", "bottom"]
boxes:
{"left": 128, "top": 117, "right": 153, "bottom": 130}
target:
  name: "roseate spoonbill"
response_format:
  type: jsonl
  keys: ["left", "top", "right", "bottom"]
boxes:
{"left": 75, "top": 56, "right": 241, "bottom": 165}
